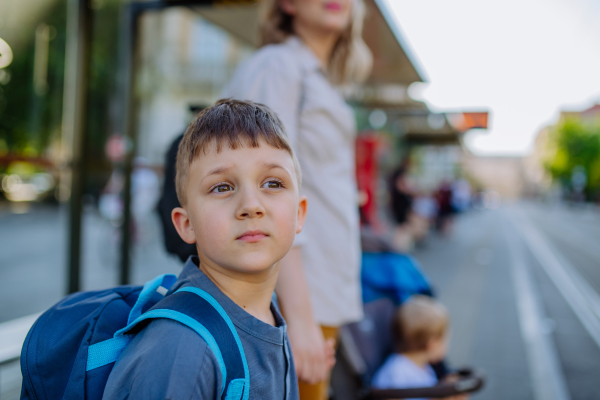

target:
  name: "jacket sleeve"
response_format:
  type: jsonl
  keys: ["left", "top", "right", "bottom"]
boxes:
{"left": 102, "top": 319, "right": 221, "bottom": 400}
{"left": 221, "top": 48, "right": 303, "bottom": 152}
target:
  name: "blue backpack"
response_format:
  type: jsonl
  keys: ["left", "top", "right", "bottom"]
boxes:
{"left": 20, "top": 274, "right": 249, "bottom": 400}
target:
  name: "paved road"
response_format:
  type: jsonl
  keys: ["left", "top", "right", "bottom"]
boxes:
{"left": 413, "top": 201, "right": 600, "bottom": 400}
{"left": 2, "top": 201, "right": 600, "bottom": 399}
{"left": 0, "top": 203, "right": 182, "bottom": 324}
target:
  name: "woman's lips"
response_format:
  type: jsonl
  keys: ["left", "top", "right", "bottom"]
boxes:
{"left": 237, "top": 230, "right": 268, "bottom": 243}
{"left": 324, "top": 2, "right": 343, "bottom": 11}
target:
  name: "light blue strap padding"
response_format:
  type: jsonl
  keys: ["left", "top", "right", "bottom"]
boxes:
{"left": 178, "top": 287, "right": 250, "bottom": 400}
{"left": 127, "top": 274, "right": 177, "bottom": 325}
{"left": 224, "top": 379, "right": 245, "bottom": 400}
{"left": 114, "top": 309, "right": 228, "bottom": 397}
{"left": 86, "top": 335, "right": 133, "bottom": 371}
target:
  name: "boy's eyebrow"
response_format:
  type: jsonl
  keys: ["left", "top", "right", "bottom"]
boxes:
{"left": 201, "top": 162, "right": 292, "bottom": 183}
{"left": 260, "top": 162, "right": 295, "bottom": 178}
{"left": 260, "top": 162, "right": 288, "bottom": 172}
{"left": 202, "top": 166, "right": 231, "bottom": 181}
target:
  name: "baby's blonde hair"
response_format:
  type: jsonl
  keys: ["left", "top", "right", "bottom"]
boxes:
{"left": 394, "top": 295, "right": 449, "bottom": 352}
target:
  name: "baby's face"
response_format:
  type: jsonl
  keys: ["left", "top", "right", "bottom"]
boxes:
{"left": 176, "top": 139, "right": 305, "bottom": 276}
{"left": 427, "top": 333, "right": 449, "bottom": 364}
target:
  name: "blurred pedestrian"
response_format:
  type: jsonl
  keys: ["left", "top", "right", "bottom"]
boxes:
{"left": 435, "top": 181, "right": 454, "bottom": 235}
{"left": 100, "top": 157, "right": 159, "bottom": 228}
{"left": 390, "top": 166, "right": 413, "bottom": 227}
{"left": 411, "top": 193, "right": 437, "bottom": 244}
{"left": 451, "top": 178, "right": 471, "bottom": 213}
{"left": 389, "top": 165, "right": 414, "bottom": 251}
{"left": 223, "top": 1, "right": 372, "bottom": 398}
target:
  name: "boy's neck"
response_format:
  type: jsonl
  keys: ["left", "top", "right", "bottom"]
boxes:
{"left": 198, "top": 260, "right": 279, "bottom": 326}
{"left": 401, "top": 351, "right": 431, "bottom": 369}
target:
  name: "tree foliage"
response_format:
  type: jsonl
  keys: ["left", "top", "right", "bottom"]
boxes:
{"left": 0, "top": 0, "right": 123, "bottom": 193}
{"left": 0, "top": 0, "right": 66, "bottom": 158}
{"left": 546, "top": 118, "right": 600, "bottom": 199}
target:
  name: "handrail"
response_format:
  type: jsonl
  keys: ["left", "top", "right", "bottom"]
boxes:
{"left": 0, "top": 313, "right": 40, "bottom": 366}
{"left": 366, "top": 369, "right": 486, "bottom": 399}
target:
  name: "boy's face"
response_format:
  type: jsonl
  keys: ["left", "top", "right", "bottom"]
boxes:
{"left": 172, "top": 139, "right": 306, "bottom": 276}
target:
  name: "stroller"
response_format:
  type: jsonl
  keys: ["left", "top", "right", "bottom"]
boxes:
{"left": 330, "top": 235, "right": 485, "bottom": 399}
{"left": 330, "top": 298, "right": 485, "bottom": 399}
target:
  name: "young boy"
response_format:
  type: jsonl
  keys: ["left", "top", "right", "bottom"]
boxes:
{"left": 372, "top": 295, "right": 449, "bottom": 393}
{"left": 103, "top": 99, "right": 307, "bottom": 399}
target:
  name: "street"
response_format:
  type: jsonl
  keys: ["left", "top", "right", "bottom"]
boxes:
{"left": 0, "top": 203, "right": 182, "bottom": 324}
{"left": 1, "top": 201, "right": 600, "bottom": 399}
{"left": 413, "top": 202, "right": 600, "bottom": 400}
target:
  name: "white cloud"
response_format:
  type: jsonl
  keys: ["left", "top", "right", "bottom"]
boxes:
{"left": 386, "top": 0, "right": 600, "bottom": 155}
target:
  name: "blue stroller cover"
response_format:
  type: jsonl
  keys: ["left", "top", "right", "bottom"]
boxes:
{"left": 361, "top": 252, "right": 433, "bottom": 305}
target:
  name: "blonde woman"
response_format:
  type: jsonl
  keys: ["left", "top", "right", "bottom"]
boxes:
{"left": 223, "top": 1, "right": 372, "bottom": 398}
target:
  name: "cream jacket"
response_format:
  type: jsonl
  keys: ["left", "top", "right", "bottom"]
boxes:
{"left": 222, "top": 36, "right": 363, "bottom": 326}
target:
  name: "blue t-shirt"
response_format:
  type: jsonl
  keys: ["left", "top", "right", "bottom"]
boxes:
{"left": 102, "top": 257, "right": 299, "bottom": 400}
{"left": 372, "top": 354, "right": 437, "bottom": 400}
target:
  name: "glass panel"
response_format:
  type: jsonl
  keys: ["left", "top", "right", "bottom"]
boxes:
{"left": 0, "top": 0, "right": 68, "bottom": 323}
{"left": 0, "top": 2, "right": 67, "bottom": 398}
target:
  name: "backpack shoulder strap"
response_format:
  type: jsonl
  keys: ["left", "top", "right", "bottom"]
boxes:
{"left": 116, "top": 287, "right": 249, "bottom": 400}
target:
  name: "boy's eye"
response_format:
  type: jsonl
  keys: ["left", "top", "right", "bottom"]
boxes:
{"left": 262, "top": 180, "right": 282, "bottom": 189}
{"left": 212, "top": 184, "right": 233, "bottom": 193}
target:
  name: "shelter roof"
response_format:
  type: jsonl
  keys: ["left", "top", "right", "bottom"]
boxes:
{"left": 186, "top": 0, "right": 425, "bottom": 85}
{"left": 358, "top": 104, "right": 489, "bottom": 145}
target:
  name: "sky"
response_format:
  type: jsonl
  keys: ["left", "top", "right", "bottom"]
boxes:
{"left": 386, "top": 0, "right": 600, "bottom": 156}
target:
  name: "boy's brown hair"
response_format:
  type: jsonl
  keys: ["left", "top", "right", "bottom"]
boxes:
{"left": 175, "top": 98, "right": 301, "bottom": 205}
{"left": 393, "top": 295, "right": 449, "bottom": 353}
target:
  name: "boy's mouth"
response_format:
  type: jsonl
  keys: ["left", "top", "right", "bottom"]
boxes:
{"left": 237, "top": 230, "right": 269, "bottom": 243}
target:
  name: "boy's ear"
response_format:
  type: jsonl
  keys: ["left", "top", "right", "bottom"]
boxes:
{"left": 171, "top": 207, "right": 197, "bottom": 244}
{"left": 295, "top": 195, "right": 308, "bottom": 234}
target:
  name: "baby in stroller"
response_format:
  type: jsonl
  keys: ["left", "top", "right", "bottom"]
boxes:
{"left": 372, "top": 296, "right": 466, "bottom": 400}
{"left": 328, "top": 232, "right": 484, "bottom": 399}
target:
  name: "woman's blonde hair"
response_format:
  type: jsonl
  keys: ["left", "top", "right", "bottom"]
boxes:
{"left": 258, "top": 0, "right": 373, "bottom": 85}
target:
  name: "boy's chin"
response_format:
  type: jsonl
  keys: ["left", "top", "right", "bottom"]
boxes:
{"left": 224, "top": 255, "right": 280, "bottom": 275}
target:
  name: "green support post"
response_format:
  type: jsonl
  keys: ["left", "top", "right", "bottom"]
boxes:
{"left": 64, "top": 0, "right": 92, "bottom": 294}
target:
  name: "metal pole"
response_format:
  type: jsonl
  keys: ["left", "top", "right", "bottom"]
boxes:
{"left": 118, "top": 4, "right": 139, "bottom": 285}
{"left": 63, "top": 0, "right": 92, "bottom": 294}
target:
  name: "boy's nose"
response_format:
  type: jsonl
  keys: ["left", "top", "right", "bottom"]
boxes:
{"left": 236, "top": 188, "right": 265, "bottom": 219}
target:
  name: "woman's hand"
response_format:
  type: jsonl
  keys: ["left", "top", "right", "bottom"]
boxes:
{"left": 287, "top": 319, "right": 336, "bottom": 384}
{"left": 276, "top": 247, "right": 336, "bottom": 384}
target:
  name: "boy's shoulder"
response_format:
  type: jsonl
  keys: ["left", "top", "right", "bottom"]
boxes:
{"left": 102, "top": 259, "right": 226, "bottom": 399}
{"left": 102, "top": 318, "right": 222, "bottom": 399}
{"left": 102, "top": 258, "right": 293, "bottom": 399}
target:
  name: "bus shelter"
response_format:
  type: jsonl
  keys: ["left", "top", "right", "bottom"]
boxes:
{"left": 0, "top": 1, "right": 488, "bottom": 387}
{"left": 62, "top": 0, "right": 430, "bottom": 293}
